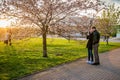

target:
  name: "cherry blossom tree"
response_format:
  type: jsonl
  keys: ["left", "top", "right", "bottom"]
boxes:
{"left": 0, "top": 0, "right": 103, "bottom": 57}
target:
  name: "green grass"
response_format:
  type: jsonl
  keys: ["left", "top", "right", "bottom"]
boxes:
{"left": 0, "top": 38, "right": 120, "bottom": 80}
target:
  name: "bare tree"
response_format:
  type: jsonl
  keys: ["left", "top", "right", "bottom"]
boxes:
{"left": 70, "top": 16, "right": 91, "bottom": 36}
{"left": 0, "top": 0, "right": 103, "bottom": 57}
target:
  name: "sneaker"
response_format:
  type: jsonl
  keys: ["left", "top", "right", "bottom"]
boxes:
{"left": 89, "top": 61, "right": 94, "bottom": 64}
{"left": 86, "top": 61, "right": 91, "bottom": 64}
{"left": 91, "top": 63, "right": 100, "bottom": 65}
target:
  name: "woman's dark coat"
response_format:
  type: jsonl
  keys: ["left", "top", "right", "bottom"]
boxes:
{"left": 86, "top": 33, "right": 93, "bottom": 49}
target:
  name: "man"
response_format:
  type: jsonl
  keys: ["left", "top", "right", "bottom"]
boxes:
{"left": 91, "top": 27, "right": 100, "bottom": 65}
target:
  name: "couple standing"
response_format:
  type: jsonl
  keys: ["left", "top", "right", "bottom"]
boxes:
{"left": 86, "top": 27, "right": 100, "bottom": 65}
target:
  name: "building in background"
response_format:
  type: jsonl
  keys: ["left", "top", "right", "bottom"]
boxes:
{"left": 116, "top": 25, "right": 120, "bottom": 38}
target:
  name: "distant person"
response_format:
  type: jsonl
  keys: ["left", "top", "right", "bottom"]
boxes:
{"left": 91, "top": 27, "right": 100, "bottom": 65}
{"left": 4, "top": 30, "right": 12, "bottom": 46}
{"left": 86, "top": 29, "right": 94, "bottom": 64}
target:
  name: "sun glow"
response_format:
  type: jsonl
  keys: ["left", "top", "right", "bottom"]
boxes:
{"left": 0, "top": 20, "right": 11, "bottom": 28}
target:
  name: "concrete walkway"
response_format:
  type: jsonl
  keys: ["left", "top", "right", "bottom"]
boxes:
{"left": 20, "top": 48, "right": 120, "bottom": 80}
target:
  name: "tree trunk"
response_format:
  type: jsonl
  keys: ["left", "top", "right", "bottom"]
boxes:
{"left": 68, "top": 35, "right": 71, "bottom": 43}
{"left": 42, "top": 31, "right": 48, "bottom": 57}
{"left": 106, "top": 36, "right": 109, "bottom": 45}
{"left": 106, "top": 38, "right": 109, "bottom": 45}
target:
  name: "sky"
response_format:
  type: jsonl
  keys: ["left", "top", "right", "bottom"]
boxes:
{"left": 0, "top": 0, "right": 120, "bottom": 28}
{"left": 82, "top": 0, "right": 120, "bottom": 17}
{"left": 101, "top": 0, "right": 120, "bottom": 6}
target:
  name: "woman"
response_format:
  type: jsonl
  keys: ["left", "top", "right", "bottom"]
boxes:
{"left": 86, "top": 30, "right": 93, "bottom": 64}
{"left": 4, "top": 30, "right": 12, "bottom": 46}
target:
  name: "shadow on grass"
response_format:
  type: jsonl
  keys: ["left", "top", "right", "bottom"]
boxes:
{"left": 13, "top": 57, "right": 66, "bottom": 79}
{"left": 0, "top": 45, "right": 27, "bottom": 80}
{"left": 47, "top": 44, "right": 71, "bottom": 47}
{"left": 24, "top": 57, "right": 66, "bottom": 66}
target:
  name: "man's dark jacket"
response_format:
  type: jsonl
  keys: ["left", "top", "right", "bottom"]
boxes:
{"left": 93, "top": 30, "right": 100, "bottom": 44}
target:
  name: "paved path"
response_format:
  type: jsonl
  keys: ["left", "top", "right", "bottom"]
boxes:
{"left": 109, "top": 38, "right": 120, "bottom": 42}
{"left": 20, "top": 48, "right": 120, "bottom": 80}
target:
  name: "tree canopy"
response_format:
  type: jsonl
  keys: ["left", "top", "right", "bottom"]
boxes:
{"left": 0, "top": 0, "right": 104, "bottom": 57}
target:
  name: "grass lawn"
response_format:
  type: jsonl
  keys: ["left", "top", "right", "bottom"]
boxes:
{"left": 0, "top": 38, "right": 120, "bottom": 80}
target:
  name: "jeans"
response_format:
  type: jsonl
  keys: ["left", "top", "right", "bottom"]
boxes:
{"left": 93, "top": 43, "right": 100, "bottom": 63}
{"left": 88, "top": 49, "right": 93, "bottom": 62}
